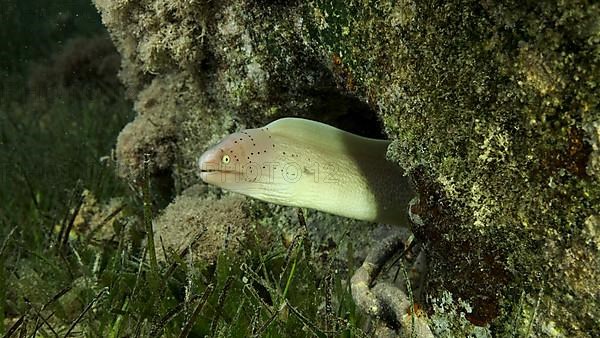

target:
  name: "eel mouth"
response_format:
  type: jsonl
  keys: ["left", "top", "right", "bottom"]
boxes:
{"left": 200, "top": 169, "right": 236, "bottom": 174}
{"left": 199, "top": 168, "right": 242, "bottom": 184}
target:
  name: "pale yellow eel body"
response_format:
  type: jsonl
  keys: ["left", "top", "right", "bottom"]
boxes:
{"left": 198, "top": 118, "right": 413, "bottom": 226}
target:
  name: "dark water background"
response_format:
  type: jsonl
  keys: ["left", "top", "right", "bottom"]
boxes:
{"left": 0, "top": 0, "right": 131, "bottom": 222}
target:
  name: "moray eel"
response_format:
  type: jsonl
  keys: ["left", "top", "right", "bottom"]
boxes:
{"left": 198, "top": 118, "right": 413, "bottom": 226}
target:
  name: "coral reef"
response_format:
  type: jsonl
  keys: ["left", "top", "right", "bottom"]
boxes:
{"left": 93, "top": 0, "right": 599, "bottom": 335}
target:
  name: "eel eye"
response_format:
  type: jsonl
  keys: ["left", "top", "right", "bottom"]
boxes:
{"left": 222, "top": 154, "right": 230, "bottom": 164}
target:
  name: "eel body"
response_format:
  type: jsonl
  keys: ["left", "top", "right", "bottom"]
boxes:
{"left": 198, "top": 118, "right": 413, "bottom": 226}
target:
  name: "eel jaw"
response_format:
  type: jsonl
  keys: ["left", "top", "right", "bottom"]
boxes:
{"left": 198, "top": 160, "right": 239, "bottom": 185}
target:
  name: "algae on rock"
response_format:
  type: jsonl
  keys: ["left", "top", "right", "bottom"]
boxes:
{"left": 94, "top": 0, "right": 600, "bottom": 335}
